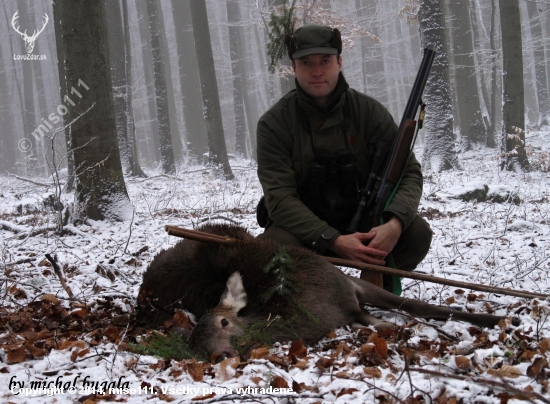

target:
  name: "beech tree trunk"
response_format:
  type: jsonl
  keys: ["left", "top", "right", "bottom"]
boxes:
{"left": 58, "top": 0, "right": 131, "bottom": 221}
{"left": 52, "top": 0, "right": 76, "bottom": 188}
{"left": 447, "top": 0, "right": 487, "bottom": 149}
{"left": 171, "top": 0, "right": 208, "bottom": 161}
{"left": 526, "top": 2, "right": 550, "bottom": 127}
{"left": 146, "top": 0, "right": 175, "bottom": 174}
{"left": 226, "top": 0, "right": 248, "bottom": 158}
{"left": 189, "top": 0, "right": 233, "bottom": 179}
{"left": 418, "top": 0, "right": 459, "bottom": 171}
{"left": 499, "top": 0, "right": 530, "bottom": 171}
{"left": 122, "top": 0, "right": 146, "bottom": 177}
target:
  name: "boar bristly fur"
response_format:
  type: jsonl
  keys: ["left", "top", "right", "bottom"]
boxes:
{"left": 138, "top": 224, "right": 516, "bottom": 360}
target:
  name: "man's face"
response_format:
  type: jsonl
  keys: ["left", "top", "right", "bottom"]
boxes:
{"left": 292, "top": 54, "right": 342, "bottom": 108}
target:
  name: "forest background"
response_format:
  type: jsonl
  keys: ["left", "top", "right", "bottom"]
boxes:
{"left": 0, "top": 0, "right": 550, "bottom": 403}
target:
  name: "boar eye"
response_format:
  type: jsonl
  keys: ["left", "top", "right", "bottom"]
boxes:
{"left": 221, "top": 319, "right": 229, "bottom": 327}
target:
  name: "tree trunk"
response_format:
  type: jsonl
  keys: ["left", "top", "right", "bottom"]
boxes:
{"left": 487, "top": 0, "right": 498, "bottom": 147}
{"left": 157, "top": 2, "right": 184, "bottom": 165}
{"left": 0, "top": 31, "right": 17, "bottom": 174}
{"left": 171, "top": 0, "right": 208, "bottom": 161}
{"left": 146, "top": 0, "right": 176, "bottom": 174}
{"left": 135, "top": 0, "right": 160, "bottom": 166}
{"left": 526, "top": 1, "right": 550, "bottom": 127}
{"left": 418, "top": 0, "right": 459, "bottom": 171}
{"left": 273, "top": 0, "right": 295, "bottom": 95}
{"left": 469, "top": 0, "right": 491, "bottom": 125}
{"left": 226, "top": 0, "right": 248, "bottom": 158}
{"left": 16, "top": 0, "right": 38, "bottom": 176}
{"left": 447, "top": 0, "right": 487, "bottom": 149}
{"left": 189, "top": 0, "right": 233, "bottom": 179}
{"left": 105, "top": 0, "right": 132, "bottom": 175}
{"left": 58, "top": 0, "right": 131, "bottom": 221}
{"left": 358, "top": 0, "right": 388, "bottom": 105}
{"left": 122, "top": 0, "right": 146, "bottom": 177}
{"left": 52, "top": 0, "right": 75, "bottom": 188}
{"left": 499, "top": 0, "right": 530, "bottom": 171}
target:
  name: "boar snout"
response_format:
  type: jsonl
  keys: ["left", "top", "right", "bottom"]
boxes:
{"left": 190, "top": 272, "right": 248, "bottom": 361}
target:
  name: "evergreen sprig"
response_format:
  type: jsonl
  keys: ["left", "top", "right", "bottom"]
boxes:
{"left": 129, "top": 332, "right": 207, "bottom": 361}
{"left": 262, "top": 247, "right": 302, "bottom": 302}
{"left": 266, "top": 0, "right": 297, "bottom": 73}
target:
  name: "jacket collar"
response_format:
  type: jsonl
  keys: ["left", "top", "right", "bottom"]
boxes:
{"left": 295, "top": 72, "right": 349, "bottom": 114}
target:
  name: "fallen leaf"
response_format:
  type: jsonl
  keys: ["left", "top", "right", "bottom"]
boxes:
{"left": 455, "top": 356, "right": 472, "bottom": 369}
{"left": 368, "top": 333, "right": 388, "bottom": 359}
{"left": 293, "top": 359, "right": 309, "bottom": 370}
{"left": 445, "top": 296, "right": 455, "bottom": 305}
{"left": 250, "top": 347, "right": 269, "bottom": 359}
{"left": 325, "top": 329, "right": 337, "bottom": 339}
{"left": 186, "top": 359, "right": 203, "bottom": 382}
{"left": 519, "top": 349, "right": 536, "bottom": 362}
{"left": 539, "top": 339, "right": 549, "bottom": 354}
{"left": 363, "top": 366, "right": 382, "bottom": 378}
{"left": 192, "top": 393, "right": 215, "bottom": 401}
{"left": 454, "top": 289, "right": 465, "bottom": 295}
{"left": 289, "top": 339, "right": 307, "bottom": 359}
{"left": 527, "top": 357, "right": 548, "bottom": 379}
{"left": 216, "top": 357, "right": 239, "bottom": 381}
{"left": 250, "top": 377, "right": 264, "bottom": 385}
{"left": 315, "top": 357, "right": 334, "bottom": 369}
{"left": 496, "top": 392, "right": 514, "bottom": 404}
{"left": 487, "top": 365, "right": 522, "bottom": 378}
{"left": 173, "top": 311, "right": 193, "bottom": 329}
{"left": 360, "top": 343, "right": 374, "bottom": 355}
{"left": 41, "top": 294, "right": 60, "bottom": 304}
{"left": 270, "top": 376, "right": 289, "bottom": 389}
{"left": 7, "top": 346, "right": 26, "bottom": 363}
{"left": 337, "top": 388, "right": 358, "bottom": 398}
{"left": 103, "top": 327, "right": 120, "bottom": 342}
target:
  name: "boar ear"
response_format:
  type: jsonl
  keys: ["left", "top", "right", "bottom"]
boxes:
{"left": 219, "top": 272, "right": 247, "bottom": 313}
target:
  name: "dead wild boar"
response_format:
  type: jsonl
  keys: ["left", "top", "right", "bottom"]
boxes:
{"left": 138, "top": 224, "right": 516, "bottom": 360}
{"left": 137, "top": 223, "right": 256, "bottom": 326}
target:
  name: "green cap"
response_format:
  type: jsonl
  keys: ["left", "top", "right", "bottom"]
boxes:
{"left": 286, "top": 25, "right": 342, "bottom": 60}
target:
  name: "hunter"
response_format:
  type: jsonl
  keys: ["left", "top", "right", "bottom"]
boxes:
{"left": 256, "top": 25, "right": 432, "bottom": 290}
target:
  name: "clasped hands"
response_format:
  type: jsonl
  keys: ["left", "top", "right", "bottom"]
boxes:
{"left": 329, "top": 216, "right": 403, "bottom": 265}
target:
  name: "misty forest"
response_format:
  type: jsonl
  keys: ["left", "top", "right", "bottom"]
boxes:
{"left": 0, "top": 0, "right": 550, "bottom": 403}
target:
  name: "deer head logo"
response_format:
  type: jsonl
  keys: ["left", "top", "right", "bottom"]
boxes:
{"left": 12, "top": 11, "right": 49, "bottom": 54}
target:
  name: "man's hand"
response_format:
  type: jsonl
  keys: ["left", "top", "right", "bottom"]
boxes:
{"left": 328, "top": 217, "right": 403, "bottom": 265}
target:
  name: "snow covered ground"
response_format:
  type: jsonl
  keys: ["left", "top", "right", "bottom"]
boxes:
{"left": 0, "top": 129, "right": 549, "bottom": 403}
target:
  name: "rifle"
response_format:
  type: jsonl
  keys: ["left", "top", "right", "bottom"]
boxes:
{"left": 348, "top": 48, "right": 435, "bottom": 234}
{"left": 347, "top": 48, "right": 436, "bottom": 291}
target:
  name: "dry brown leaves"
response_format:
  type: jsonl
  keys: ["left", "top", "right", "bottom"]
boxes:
{"left": 0, "top": 293, "right": 134, "bottom": 364}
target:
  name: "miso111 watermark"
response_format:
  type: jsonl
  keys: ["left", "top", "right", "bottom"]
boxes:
{"left": 19, "top": 79, "right": 90, "bottom": 153}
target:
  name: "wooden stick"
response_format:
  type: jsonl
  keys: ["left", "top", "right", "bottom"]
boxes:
{"left": 45, "top": 254, "right": 74, "bottom": 299}
{"left": 164, "top": 225, "right": 549, "bottom": 300}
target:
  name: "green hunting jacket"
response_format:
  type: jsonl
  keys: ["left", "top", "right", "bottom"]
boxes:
{"left": 257, "top": 73, "right": 423, "bottom": 254}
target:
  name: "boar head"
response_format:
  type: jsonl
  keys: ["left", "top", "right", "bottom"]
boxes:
{"left": 189, "top": 272, "right": 248, "bottom": 362}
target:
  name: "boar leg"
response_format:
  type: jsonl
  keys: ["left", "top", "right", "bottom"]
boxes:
{"left": 351, "top": 308, "right": 396, "bottom": 331}
{"left": 348, "top": 275, "right": 505, "bottom": 328}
